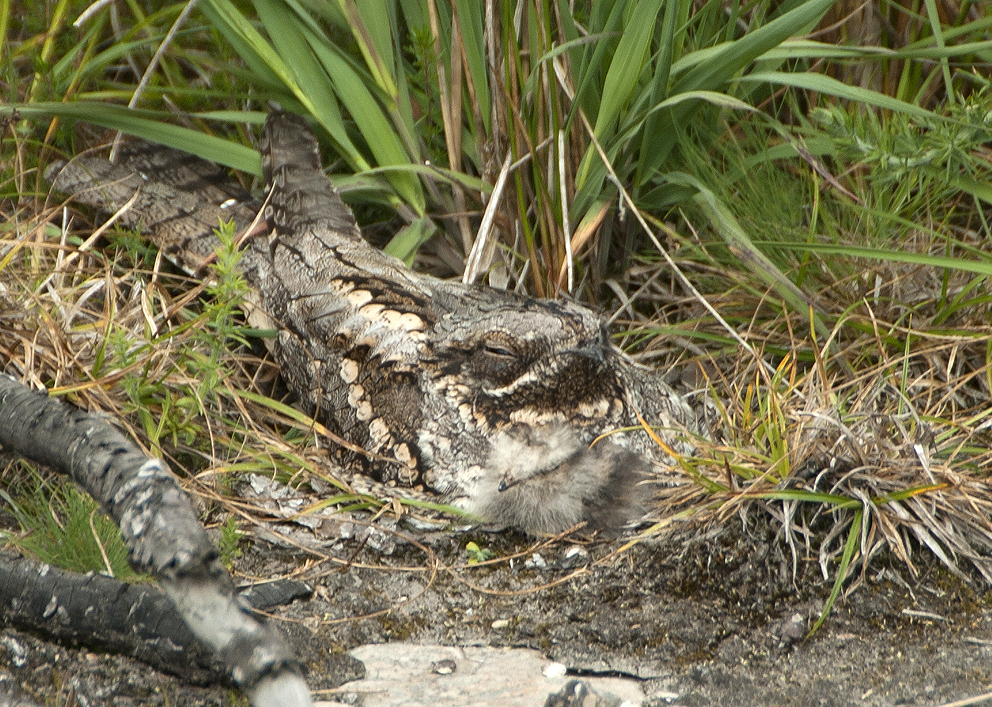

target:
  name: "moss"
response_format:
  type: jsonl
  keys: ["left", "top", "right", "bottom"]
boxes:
{"left": 377, "top": 613, "right": 428, "bottom": 641}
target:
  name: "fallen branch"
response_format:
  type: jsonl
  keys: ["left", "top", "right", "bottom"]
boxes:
{"left": 0, "top": 549, "right": 222, "bottom": 683}
{"left": 0, "top": 376, "right": 312, "bottom": 707}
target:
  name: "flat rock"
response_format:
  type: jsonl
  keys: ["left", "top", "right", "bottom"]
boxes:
{"left": 326, "top": 643, "right": 644, "bottom": 706}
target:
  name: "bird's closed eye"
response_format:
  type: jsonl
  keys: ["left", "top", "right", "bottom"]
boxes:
{"left": 483, "top": 342, "right": 518, "bottom": 359}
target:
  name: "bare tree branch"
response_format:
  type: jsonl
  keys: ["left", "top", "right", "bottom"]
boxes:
{"left": 0, "top": 376, "right": 312, "bottom": 707}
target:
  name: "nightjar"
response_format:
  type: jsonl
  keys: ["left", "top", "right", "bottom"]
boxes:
{"left": 47, "top": 111, "right": 702, "bottom": 535}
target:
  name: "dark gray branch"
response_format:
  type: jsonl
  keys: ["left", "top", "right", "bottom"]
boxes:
{"left": 0, "top": 550, "right": 222, "bottom": 683}
{"left": 0, "top": 376, "right": 312, "bottom": 707}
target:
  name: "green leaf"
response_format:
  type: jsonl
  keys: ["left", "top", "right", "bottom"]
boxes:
{"left": 342, "top": 0, "right": 398, "bottom": 100}
{"left": 782, "top": 242, "right": 992, "bottom": 278}
{"left": 454, "top": 0, "right": 491, "bottom": 134}
{"left": 593, "top": 0, "right": 664, "bottom": 139}
{"left": 299, "top": 17, "right": 426, "bottom": 213}
{"left": 1, "top": 102, "right": 262, "bottom": 175}
{"left": 200, "top": 0, "right": 298, "bottom": 95}
{"left": 576, "top": 0, "right": 664, "bottom": 190}
{"left": 809, "top": 508, "right": 863, "bottom": 636}
{"left": 739, "top": 71, "right": 939, "bottom": 121}
{"left": 637, "top": 0, "right": 837, "bottom": 182}
{"left": 383, "top": 216, "right": 436, "bottom": 265}
{"left": 250, "top": 0, "right": 367, "bottom": 169}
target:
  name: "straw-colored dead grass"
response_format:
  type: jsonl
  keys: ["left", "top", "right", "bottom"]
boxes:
{"left": 662, "top": 343, "right": 992, "bottom": 579}
{"left": 614, "top": 237, "right": 992, "bottom": 603}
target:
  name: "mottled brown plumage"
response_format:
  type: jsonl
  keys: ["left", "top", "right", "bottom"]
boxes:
{"left": 47, "top": 112, "right": 701, "bottom": 534}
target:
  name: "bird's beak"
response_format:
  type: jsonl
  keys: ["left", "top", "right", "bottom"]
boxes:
{"left": 566, "top": 343, "right": 605, "bottom": 363}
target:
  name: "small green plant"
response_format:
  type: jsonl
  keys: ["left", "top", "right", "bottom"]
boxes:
{"left": 104, "top": 217, "right": 251, "bottom": 457}
{"left": 2, "top": 466, "right": 144, "bottom": 582}
{"left": 217, "top": 516, "right": 245, "bottom": 569}
{"left": 465, "top": 540, "right": 495, "bottom": 565}
{"left": 182, "top": 217, "right": 251, "bottom": 403}
{"left": 812, "top": 93, "right": 992, "bottom": 222}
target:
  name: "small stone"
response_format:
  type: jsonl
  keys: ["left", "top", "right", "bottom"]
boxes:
{"left": 525, "top": 553, "right": 548, "bottom": 570}
{"left": 561, "top": 545, "right": 589, "bottom": 569}
{"left": 775, "top": 612, "right": 806, "bottom": 646}
{"left": 431, "top": 659, "right": 457, "bottom": 675}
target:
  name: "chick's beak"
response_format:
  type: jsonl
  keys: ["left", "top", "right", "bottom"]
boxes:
{"left": 497, "top": 477, "right": 517, "bottom": 493}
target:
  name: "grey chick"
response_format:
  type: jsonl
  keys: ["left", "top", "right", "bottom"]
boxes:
{"left": 463, "top": 424, "right": 654, "bottom": 535}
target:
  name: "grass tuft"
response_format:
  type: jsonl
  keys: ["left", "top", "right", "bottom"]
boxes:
{"left": 1, "top": 465, "right": 145, "bottom": 581}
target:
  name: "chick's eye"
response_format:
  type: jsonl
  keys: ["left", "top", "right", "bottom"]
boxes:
{"left": 483, "top": 342, "right": 517, "bottom": 359}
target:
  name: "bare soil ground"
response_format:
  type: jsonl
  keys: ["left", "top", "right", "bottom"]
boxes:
{"left": 2, "top": 514, "right": 990, "bottom": 706}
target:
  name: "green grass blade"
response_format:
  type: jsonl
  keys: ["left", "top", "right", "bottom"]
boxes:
{"left": 342, "top": 0, "right": 398, "bottom": 100}
{"left": 383, "top": 215, "right": 436, "bottom": 264}
{"left": 638, "top": 0, "right": 836, "bottom": 180}
{"left": 754, "top": 489, "right": 860, "bottom": 508}
{"left": 299, "top": 17, "right": 425, "bottom": 213}
{"left": 343, "top": 0, "right": 422, "bottom": 155}
{"left": 200, "top": 0, "right": 297, "bottom": 94}
{"left": 2, "top": 102, "right": 262, "bottom": 174}
{"left": 673, "top": 0, "right": 836, "bottom": 91}
{"left": 571, "top": 1, "right": 627, "bottom": 124}
{"left": 668, "top": 171, "right": 834, "bottom": 342}
{"left": 922, "top": 0, "right": 955, "bottom": 105}
{"left": 754, "top": 38, "right": 992, "bottom": 62}
{"left": 251, "top": 0, "right": 369, "bottom": 171}
{"left": 592, "top": 0, "right": 664, "bottom": 140}
{"left": 951, "top": 174, "right": 992, "bottom": 208}
{"left": 454, "top": 0, "right": 490, "bottom": 134}
{"left": 809, "top": 508, "right": 863, "bottom": 636}
{"left": 575, "top": 0, "right": 663, "bottom": 190}
{"left": 740, "top": 71, "right": 938, "bottom": 121}
{"left": 635, "top": 0, "right": 691, "bottom": 186}
{"left": 786, "top": 242, "right": 992, "bottom": 278}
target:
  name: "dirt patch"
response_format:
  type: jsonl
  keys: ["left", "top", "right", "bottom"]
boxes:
{"left": 2, "top": 514, "right": 990, "bottom": 706}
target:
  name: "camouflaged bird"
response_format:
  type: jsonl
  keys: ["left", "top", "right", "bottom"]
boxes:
{"left": 47, "top": 112, "right": 700, "bottom": 535}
